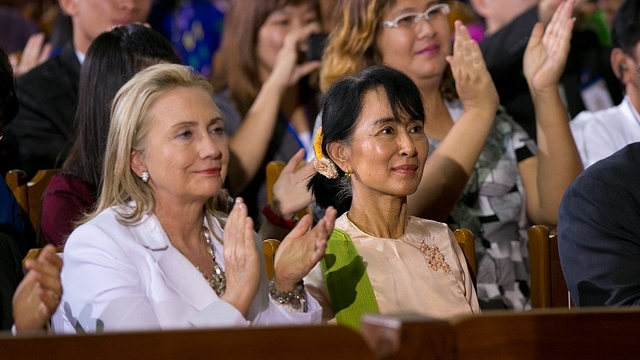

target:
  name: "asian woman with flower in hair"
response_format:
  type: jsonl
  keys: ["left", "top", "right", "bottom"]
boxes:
{"left": 310, "top": 0, "right": 581, "bottom": 311}
{"left": 306, "top": 65, "right": 479, "bottom": 329}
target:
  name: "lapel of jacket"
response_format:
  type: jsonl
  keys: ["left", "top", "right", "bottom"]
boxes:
{"left": 131, "top": 214, "right": 217, "bottom": 311}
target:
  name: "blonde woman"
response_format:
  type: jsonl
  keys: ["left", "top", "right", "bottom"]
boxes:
{"left": 53, "top": 64, "right": 336, "bottom": 332}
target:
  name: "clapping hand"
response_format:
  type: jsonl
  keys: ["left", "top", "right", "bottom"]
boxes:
{"left": 273, "top": 206, "right": 337, "bottom": 292}
{"left": 271, "top": 148, "right": 316, "bottom": 219}
{"left": 9, "top": 33, "right": 51, "bottom": 78}
{"left": 12, "top": 244, "right": 63, "bottom": 334}
{"left": 221, "top": 198, "right": 261, "bottom": 315}
{"left": 447, "top": 21, "right": 499, "bottom": 115}
{"left": 524, "top": 0, "right": 575, "bottom": 94}
{"left": 539, "top": 0, "right": 581, "bottom": 25}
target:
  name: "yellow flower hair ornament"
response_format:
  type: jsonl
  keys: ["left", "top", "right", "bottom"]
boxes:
{"left": 313, "top": 126, "right": 339, "bottom": 179}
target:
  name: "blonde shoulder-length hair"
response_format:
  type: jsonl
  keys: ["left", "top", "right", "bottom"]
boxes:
{"left": 319, "top": 0, "right": 386, "bottom": 92}
{"left": 83, "top": 63, "right": 230, "bottom": 226}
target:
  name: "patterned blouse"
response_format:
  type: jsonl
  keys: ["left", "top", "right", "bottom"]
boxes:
{"left": 429, "top": 99, "right": 537, "bottom": 311}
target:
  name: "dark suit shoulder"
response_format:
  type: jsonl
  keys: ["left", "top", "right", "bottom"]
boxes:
{"left": 16, "top": 44, "right": 81, "bottom": 101}
{"left": 6, "top": 43, "right": 80, "bottom": 176}
{"left": 579, "top": 143, "right": 640, "bottom": 186}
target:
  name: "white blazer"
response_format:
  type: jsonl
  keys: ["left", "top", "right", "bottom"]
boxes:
{"left": 52, "top": 205, "right": 321, "bottom": 333}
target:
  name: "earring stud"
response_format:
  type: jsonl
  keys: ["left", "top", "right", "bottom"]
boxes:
{"left": 141, "top": 171, "right": 150, "bottom": 183}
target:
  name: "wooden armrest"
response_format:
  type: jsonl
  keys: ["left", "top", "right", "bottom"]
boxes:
{"left": 22, "top": 246, "right": 64, "bottom": 268}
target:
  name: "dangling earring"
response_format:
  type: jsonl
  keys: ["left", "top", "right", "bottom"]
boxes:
{"left": 344, "top": 171, "right": 351, "bottom": 178}
{"left": 140, "top": 171, "right": 150, "bottom": 183}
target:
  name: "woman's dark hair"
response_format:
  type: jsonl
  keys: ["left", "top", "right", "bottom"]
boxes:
{"left": 308, "top": 65, "right": 426, "bottom": 215}
{"left": 0, "top": 46, "right": 18, "bottom": 127}
{"left": 611, "top": 0, "right": 640, "bottom": 57}
{"left": 62, "top": 24, "right": 180, "bottom": 195}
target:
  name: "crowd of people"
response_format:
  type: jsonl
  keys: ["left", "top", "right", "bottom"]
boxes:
{"left": 1, "top": 0, "right": 639, "bottom": 336}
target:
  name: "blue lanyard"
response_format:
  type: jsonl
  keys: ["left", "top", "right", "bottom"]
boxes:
{"left": 279, "top": 112, "right": 308, "bottom": 159}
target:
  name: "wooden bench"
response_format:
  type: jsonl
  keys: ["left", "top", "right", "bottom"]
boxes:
{"left": 361, "top": 308, "right": 640, "bottom": 359}
{"left": 1, "top": 324, "right": 374, "bottom": 360}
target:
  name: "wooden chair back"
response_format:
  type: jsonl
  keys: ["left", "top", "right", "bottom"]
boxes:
{"left": 21, "top": 246, "right": 64, "bottom": 268}
{"left": 529, "top": 225, "right": 571, "bottom": 308}
{"left": 361, "top": 308, "right": 640, "bottom": 359}
{"left": 265, "top": 160, "right": 309, "bottom": 220}
{"left": 453, "top": 228, "right": 476, "bottom": 282}
{"left": 5, "top": 169, "right": 60, "bottom": 240}
{"left": 1, "top": 324, "right": 375, "bottom": 360}
{"left": 266, "top": 161, "right": 286, "bottom": 206}
{"left": 262, "top": 238, "right": 280, "bottom": 280}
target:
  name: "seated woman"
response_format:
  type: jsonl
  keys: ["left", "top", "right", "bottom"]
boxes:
{"left": 314, "top": 0, "right": 582, "bottom": 310}
{"left": 39, "top": 24, "right": 314, "bottom": 246}
{"left": 211, "top": 0, "right": 323, "bottom": 223}
{"left": 40, "top": 24, "right": 181, "bottom": 246}
{"left": 53, "top": 64, "right": 337, "bottom": 332}
{"left": 306, "top": 65, "right": 479, "bottom": 329}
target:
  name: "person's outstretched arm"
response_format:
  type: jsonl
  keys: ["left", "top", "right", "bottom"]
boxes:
{"left": 226, "top": 24, "right": 321, "bottom": 195}
{"left": 521, "top": 0, "right": 583, "bottom": 225}
{"left": 409, "top": 21, "right": 499, "bottom": 221}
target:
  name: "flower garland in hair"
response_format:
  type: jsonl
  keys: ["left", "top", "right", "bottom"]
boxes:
{"left": 313, "top": 126, "right": 339, "bottom": 179}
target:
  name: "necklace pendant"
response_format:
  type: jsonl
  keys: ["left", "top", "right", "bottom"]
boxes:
{"left": 211, "top": 262, "right": 226, "bottom": 296}
{"left": 202, "top": 223, "right": 227, "bottom": 297}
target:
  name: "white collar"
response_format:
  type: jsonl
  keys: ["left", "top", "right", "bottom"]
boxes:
{"left": 74, "top": 49, "right": 85, "bottom": 64}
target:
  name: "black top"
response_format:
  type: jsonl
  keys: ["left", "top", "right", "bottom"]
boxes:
{"left": 3, "top": 42, "right": 81, "bottom": 179}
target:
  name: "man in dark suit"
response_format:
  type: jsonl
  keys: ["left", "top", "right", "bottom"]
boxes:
{"left": 558, "top": 142, "right": 640, "bottom": 307}
{"left": 3, "top": 0, "right": 152, "bottom": 179}
{"left": 471, "top": 0, "right": 623, "bottom": 141}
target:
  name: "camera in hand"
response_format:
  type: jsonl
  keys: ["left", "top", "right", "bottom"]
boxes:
{"left": 306, "top": 33, "right": 328, "bottom": 61}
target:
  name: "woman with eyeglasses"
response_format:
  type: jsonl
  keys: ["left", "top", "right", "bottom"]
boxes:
{"left": 308, "top": 0, "right": 582, "bottom": 311}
